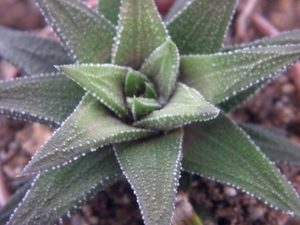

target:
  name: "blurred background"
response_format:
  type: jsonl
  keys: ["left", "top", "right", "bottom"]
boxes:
{"left": 1, "top": 0, "right": 300, "bottom": 224}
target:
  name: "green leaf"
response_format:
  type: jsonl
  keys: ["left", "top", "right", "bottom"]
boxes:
{"left": 0, "top": 177, "right": 33, "bottom": 225}
{"left": 140, "top": 40, "right": 179, "bottom": 101}
{"left": 0, "top": 26, "right": 73, "bottom": 75}
{"left": 223, "top": 29, "right": 300, "bottom": 52}
{"left": 134, "top": 83, "right": 219, "bottom": 130}
{"left": 127, "top": 97, "right": 161, "bottom": 120}
{"left": 98, "top": 0, "right": 120, "bottom": 25}
{"left": 59, "top": 64, "right": 130, "bottom": 120}
{"left": 0, "top": 74, "right": 84, "bottom": 127}
{"left": 143, "top": 82, "right": 158, "bottom": 99}
{"left": 124, "top": 69, "right": 152, "bottom": 97}
{"left": 182, "top": 113, "right": 300, "bottom": 217}
{"left": 180, "top": 45, "right": 300, "bottom": 105}
{"left": 164, "top": 0, "right": 188, "bottom": 23}
{"left": 21, "top": 94, "right": 155, "bottom": 175}
{"left": 114, "top": 129, "right": 183, "bottom": 225}
{"left": 239, "top": 123, "right": 300, "bottom": 166}
{"left": 218, "top": 81, "right": 268, "bottom": 112}
{"left": 9, "top": 147, "right": 123, "bottom": 225}
{"left": 167, "top": 0, "right": 237, "bottom": 54}
{"left": 112, "top": 0, "right": 168, "bottom": 69}
{"left": 219, "top": 31, "right": 300, "bottom": 112}
{"left": 36, "top": 0, "right": 115, "bottom": 63}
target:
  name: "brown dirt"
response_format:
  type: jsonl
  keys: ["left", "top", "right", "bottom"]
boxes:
{"left": 1, "top": 0, "right": 300, "bottom": 225}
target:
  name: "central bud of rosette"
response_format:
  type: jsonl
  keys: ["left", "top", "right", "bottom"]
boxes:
{"left": 58, "top": 40, "right": 219, "bottom": 131}
{"left": 124, "top": 69, "right": 161, "bottom": 121}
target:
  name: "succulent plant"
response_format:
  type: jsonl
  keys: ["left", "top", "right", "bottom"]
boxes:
{"left": 1, "top": 0, "right": 300, "bottom": 224}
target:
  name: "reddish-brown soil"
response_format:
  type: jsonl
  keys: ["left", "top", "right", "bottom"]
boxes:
{"left": 1, "top": 1, "right": 300, "bottom": 225}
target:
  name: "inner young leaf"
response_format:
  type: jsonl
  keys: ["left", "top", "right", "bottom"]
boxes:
{"left": 59, "top": 64, "right": 129, "bottom": 120}
{"left": 134, "top": 83, "right": 219, "bottom": 130}
{"left": 124, "top": 69, "right": 152, "bottom": 97}
{"left": 127, "top": 97, "right": 161, "bottom": 121}
{"left": 140, "top": 40, "right": 180, "bottom": 102}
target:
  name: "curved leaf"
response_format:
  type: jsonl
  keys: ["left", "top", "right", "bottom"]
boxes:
{"left": 112, "top": 0, "right": 168, "bottom": 69}
{"left": 125, "top": 70, "right": 152, "bottom": 97}
{"left": 180, "top": 44, "right": 300, "bottom": 105}
{"left": 140, "top": 40, "right": 180, "bottom": 101}
{"left": 114, "top": 129, "right": 183, "bottom": 225}
{"left": 0, "top": 26, "right": 73, "bottom": 75}
{"left": 98, "top": 0, "right": 120, "bottom": 25}
{"left": 134, "top": 83, "right": 219, "bottom": 130}
{"left": 167, "top": 0, "right": 237, "bottom": 54}
{"left": 36, "top": 0, "right": 115, "bottom": 63}
{"left": 21, "top": 94, "right": 155, "bottom": 175}
{"left": 182, "top": 113, "right": 300, "bottom": 217}
{"left": 0, "top": 74, "right": 84, "bottom": 127}
{"left": 59, "top": 64, "right": 130, "bottom": 120}
{"left": 239, "top": 123, "right": 300, "bottom": 166}
{"left": 9, "top": 147, "right": 123, "bottom": 225}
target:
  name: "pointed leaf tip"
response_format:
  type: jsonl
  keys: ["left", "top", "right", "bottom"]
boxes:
{"left": 140, "top": 40, "right": 180, "bottom": 101}
{"left": 112, "top": 0, "right": 168, "bottom": 69}
{"left": 21, "top": 94, "right": 155, "bottom": 175}
{"left": 59, "top": 64, "right": 130, "bottom": 120}
{"left": 98, "top": 0, "right": 121, "bottom": 25}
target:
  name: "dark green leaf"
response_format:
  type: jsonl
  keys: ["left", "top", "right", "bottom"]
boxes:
{"left": 21, "top": 94, "right": 155, "bottom": 175}
{"left": 112, "top": 0, "right": 168, "bottom": 69}
{"left": 0, "top": 74, "right": 84, "bottom": 127}
{"left": 114, "top": 129, "right": 183, "bottom": 225}
{"left": 124, "top": 69, "right": 152, "bottom": 97}
{"left": 134, "top": 83, "right": 219, "bottom": 130}
{"left": 143, "top": 82, "right": 157, "bottom": 99}
{"left": 218, "top": 30, "right": 300, "bottom": 112}
{"left": 9, "top": 147, "right": 123, "bottom": 225}
{"left": 218, "top": 81, "right": 268, "bottom": 112}
{"left": 0, "top": 26, "right": 73, "bottom": 75}
{"left": 180, "top": 45, "right": 300, "bottom": 105}
{"left": 0, "top": 177, "right": 33, "bottom": 225}
{"left": 167, "top": 0, "right": 237, "bottom": 54}
{"left": 98, "top": 0, "right": 120, "bottom": 25}
{"left": 239, "top": 123, "right": 300, "bottom": 166}
{"left": 223, "top": 29, "right": 300, "bottom": 52}
{"left": 36, "top": 0, "right": 115, "bottom": 63}
{"left": 59, "top": 64, "right": 130, "bottom": 120}
{"left": 182, "top": 113, "right": 300, "bottom": 216}
{"left": 140, "top": 40, "right": 179, "bottom": 101}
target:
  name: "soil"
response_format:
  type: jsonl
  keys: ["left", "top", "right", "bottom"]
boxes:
{"left": 1, "top": 0, "right": 300, "bottom": 225}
